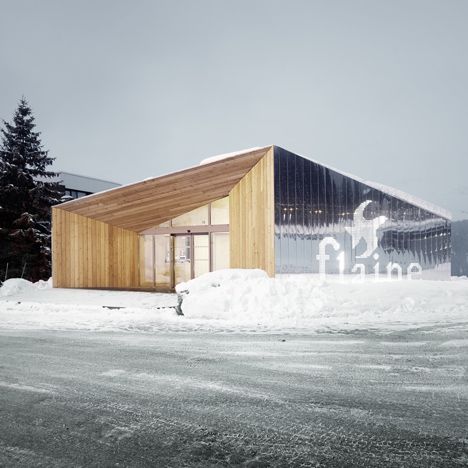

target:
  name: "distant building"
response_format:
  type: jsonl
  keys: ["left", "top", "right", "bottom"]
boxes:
{"left": 57, "top": 172, "right": 120, "bottom": 200}
{"left": 452, "top": 220, "right": 468, "bottom": 276}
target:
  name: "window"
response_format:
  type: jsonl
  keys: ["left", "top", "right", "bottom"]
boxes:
{"left": 211, "top": 232, "right": 230, "bottom": 271}
{"left": 161, "top": 198, "right": 229, "bottom": 228}
{"left": 65, "top": 188, "right": 92, "bottom": 199}
{"left": 210, "top": 197, "right": 229, "bottom": 225}
{"left": 171, "top": 204, "right": 209, "bottom": 226}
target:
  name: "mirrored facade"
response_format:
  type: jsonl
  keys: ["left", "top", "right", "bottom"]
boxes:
{"left": 274, "top": 147, "right": 451, "bottom": 279}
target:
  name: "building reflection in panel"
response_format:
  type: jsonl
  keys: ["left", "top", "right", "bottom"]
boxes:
{"left": 274, "top": 147, "right": 451, "bottom": 279}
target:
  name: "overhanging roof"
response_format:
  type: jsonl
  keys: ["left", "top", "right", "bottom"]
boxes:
{"left": 56, "top": 144, "right": 451, "bottom": 233}
{"left": 55, "top": 146, "right": 272, "bottom": 232}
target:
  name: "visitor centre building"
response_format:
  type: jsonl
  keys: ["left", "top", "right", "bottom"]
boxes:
{"left": 52, "top": 145, "right": 451, "bottom": 290}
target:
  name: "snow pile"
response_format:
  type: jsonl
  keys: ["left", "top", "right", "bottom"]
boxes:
{"left": 177, "top": 270, "right": 468, "bottom": 329}
{"left": 0, "top": 272, "right": 467, "bottom": 332}
{"left": 176, "top": 269, "right": 268, "bottom": 294}
{"left": 0, "top": 278, "right": 52, "bottom": 297}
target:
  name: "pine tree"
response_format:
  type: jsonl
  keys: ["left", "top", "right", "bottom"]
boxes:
{"left": 0, "top": 98, "right": 63, "bottom": 282}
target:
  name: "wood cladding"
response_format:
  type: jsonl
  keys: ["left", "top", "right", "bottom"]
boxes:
{"left": 229, "top": 148, "right": 275, "bottom": 276}
{"left": 52, "top": 146, "right": 277, "bottom": 290}
{"left": 52, "top": 208, "right": 139, "bottom": 289}
{"left": 57, "top": 147, "right": 272, "bottom": 232}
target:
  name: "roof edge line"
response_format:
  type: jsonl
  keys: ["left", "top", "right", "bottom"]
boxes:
{"left": 55, "top": 146, "right": 272, "bottom": 211}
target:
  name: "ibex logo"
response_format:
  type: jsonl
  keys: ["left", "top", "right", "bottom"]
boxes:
{"left": 316, "top": 199, "right": 422, "bottom": 280}
{"left": 345, "top": 200, "right": 387, "bottom": 258}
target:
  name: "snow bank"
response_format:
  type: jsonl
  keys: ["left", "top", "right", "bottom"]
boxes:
{"left": 0, "top": 278, "right": 52, "bottom": 297}
{"left": 0, "top": 281, "right": 178, "bottom": 332}
{"left": 178, "top": 270, "right": 468, "bottom": 329}
{"left": 0, "top": 301, "right": 179, "bottom": 332}
{"left": 0, "top": 272, "right": 467, "bottom": 333}
{"left": 176, "top": 269, "right": 268, "bottom": 294}
{"left": 0, "top": 279, "right": 179, "bottom": 332}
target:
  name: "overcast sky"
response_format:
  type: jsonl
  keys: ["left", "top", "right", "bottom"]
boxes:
{"left": 0, "top": 0, "right": 467, "bottom": 219}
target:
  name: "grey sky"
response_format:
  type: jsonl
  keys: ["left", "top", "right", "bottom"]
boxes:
{"left": 0, "top": 0, "right": 467, "bottom": 219}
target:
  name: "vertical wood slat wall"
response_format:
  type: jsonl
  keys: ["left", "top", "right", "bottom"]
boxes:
{"left": 229, "top": 148, "right": 275, "bottom": 276}
{"left": 52, "top": 208, "right": 139, "bottom": 289}
{"left": 52, "top": 147, "right": 276, "bottom": 290}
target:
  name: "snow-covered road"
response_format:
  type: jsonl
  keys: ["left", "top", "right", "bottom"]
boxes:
{"left": 0, "top": 328, "right": 467, "bottom": 466}
{"left": 1, "top": 277, "right": 467, "bottom": 465}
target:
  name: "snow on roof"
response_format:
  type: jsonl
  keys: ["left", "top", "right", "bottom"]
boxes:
{"left": 199, "top": 147, "right": 265, "bottom": 165}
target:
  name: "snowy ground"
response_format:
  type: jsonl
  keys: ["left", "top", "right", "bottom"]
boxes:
{"left": 0, "top": 275, "right": 467, "bottom": 333}
{"left": 0, "top": 279, "right": 179, "bottom": 332}
{"left": 0, "top": 276, "right": 467, "bottom": 466}
{"left": 0, "top": 329, "right": 467, "bottom": 466}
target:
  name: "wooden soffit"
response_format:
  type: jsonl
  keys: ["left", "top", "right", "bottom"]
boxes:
{"left": 56, "top": 146, "right": 272, "bottom": 232}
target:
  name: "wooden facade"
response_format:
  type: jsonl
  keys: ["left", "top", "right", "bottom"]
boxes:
{"left": 229, "top": 147, "right": 275, "bottom": 275}
{"left": 52, "top": 146, "right": 276, "bottom": 290}
{"left": 52, "top": 209, "right": 139, "bottom": 289}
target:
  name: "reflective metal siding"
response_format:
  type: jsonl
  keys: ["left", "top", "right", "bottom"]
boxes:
{"left": 274, "top": 147, "right": 451, "bottom": 279}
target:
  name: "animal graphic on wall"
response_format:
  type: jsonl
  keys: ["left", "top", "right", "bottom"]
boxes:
{"left": 345, "top": 200, "right": 387, "bottom": 258}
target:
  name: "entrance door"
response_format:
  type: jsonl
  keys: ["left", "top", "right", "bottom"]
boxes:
{"left": 193, "top": 234, "right": 210, "bottom": 278}
{"left": 172, "top": 234, "right": 210, "bottom": 286}
{"left": 141, "top": 233, "right": 217, "bottom": 290}
{"left": 173, "top": 235, "right": 191, "bottom": 285}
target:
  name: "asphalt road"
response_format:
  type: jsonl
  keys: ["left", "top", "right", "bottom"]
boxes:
{"left": 0, "top": 328, "right": 467, "bottom": 467}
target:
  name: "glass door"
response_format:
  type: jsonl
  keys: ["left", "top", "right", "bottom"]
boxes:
{"left": 140, "top": 232, "right": 229, "bottom": 290}
{"left": 193, "top": 234, "right": 210, "bottom": 278}
{"left": 154, "top": 234, "right": 171, "bottom": 289}
{"left": 173, "top": 235, "right": 191, "bottom": 285}
{"left": 172, "top": 234, "right": 210, "bottom": 286}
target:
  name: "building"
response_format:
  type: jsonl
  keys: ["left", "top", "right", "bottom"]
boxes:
{"left": 57, "top": 172, "right": 120, "bottom": 199}
{"left": 452, "top": 220, "right": 468, "bottom": 276}
{"left": 51, "top": 146, "right": 451, "bottom": 291}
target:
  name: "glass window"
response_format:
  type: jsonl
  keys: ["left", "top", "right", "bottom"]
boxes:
{"left": 172, "top": 204, "right": 209, "bottom": 226}
{"left": 194, "top": 235, "right": 210, "bottom": 277}
{"left": 210, "top": 197, "right": 229, "bottom": 225}
{"left": 139, "top": 235, "right": 154, "bottom": 286}
{"left": 155, "top": 235, "right": 171, "bottom": 288}
{"left": 212, "top": 232, "right": 230, "bottom": 271}
{"left": 174, "top": 235, "right": 191, "bottom": 284}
